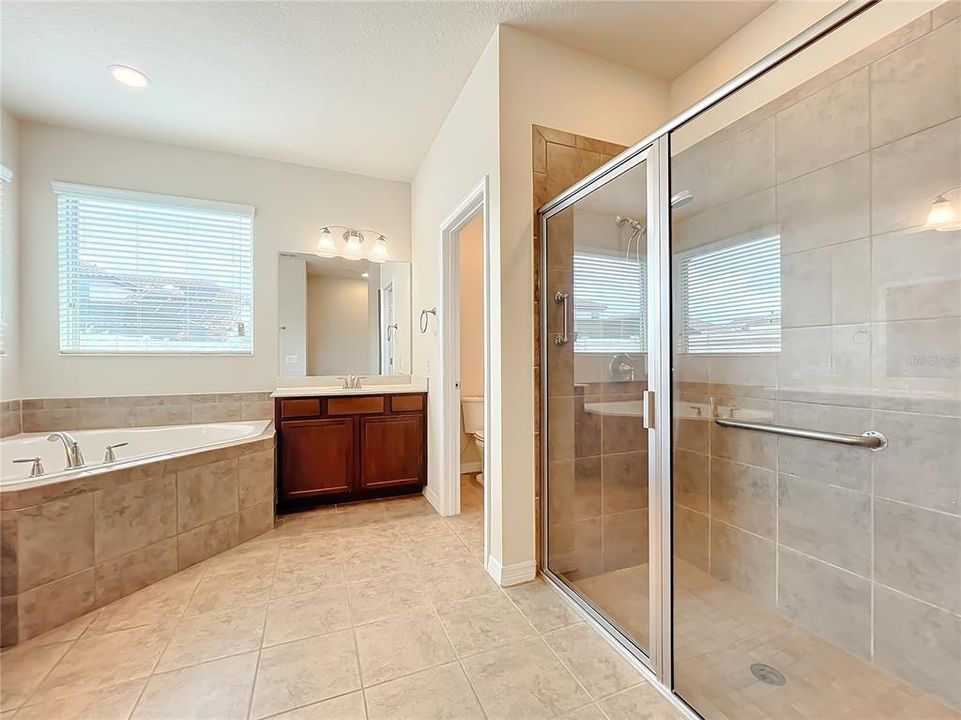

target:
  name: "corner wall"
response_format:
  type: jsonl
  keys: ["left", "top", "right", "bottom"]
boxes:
{"left": 1, "top": 110, "right": 19, "bottom": 402}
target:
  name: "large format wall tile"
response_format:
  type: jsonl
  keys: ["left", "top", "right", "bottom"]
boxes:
{"left": 776, "top": 68, "right": 870, "bottom": 183}
{"left": 874, "top": 586, "right": 961, "bottom": 709}
{"left": 710, "top": 521, "right": 775, "bottom": 607}
{"left": 778, "top": 474, "right": 871, "bottom": 575}
{"left": 710, "top": 458, "right": 775, "bottom": 538}
{"left": 872, "top": 118, "right": 961, "bottom": 234}
{"left": 871, "top": 18, "right": 961, "bottom": 147}
{"left": 776, "top": 154, "right": 870, "bottom": 254}
{"left": 673, "top": 189, "right": 776, "bottom": 252}
{"left": 601, "top": 452, "right": 648, "bottom": 514}
{"left": 874, "top": 499, "right": 961, "bottom": 613}
{"left": 707, "top": 117, "right": 776, "bottom": 208}
{"left": 673, "top": 506, "right": 709, "bottom": 572}
{"left": 94, "top": 474, "right": 176, "bottom": 561}
{"left": 873, "top": 228, "right": 961, "bottom": 323}
{"left": 601, "top": 510, "right": 648, "bottom": 573}
{"left": 872, "top": 411, "right": 961, "bottom": 515}
{"left": 777, "top": 547, "right": 871, "bottom": 659}
{"left": 673, "top": 449, "right": 709, "bottom": 513}
{"left": 781, "top": 239, "right": 870, "bottom": 328}
{"left": 177, "top": 459, "right": 239, "bottom": 533}
{"left": 777, "top": 325, "right": 872, "bottom": 405}
{"left": 238, "top": 450, "right": 274, "bottom": 509}
{"left": 17, "top": 495, "right": 94, "bottom": 592}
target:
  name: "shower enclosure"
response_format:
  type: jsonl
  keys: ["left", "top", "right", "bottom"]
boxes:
{"left": 539, "top": 2, "right": 960, "bottom": 718}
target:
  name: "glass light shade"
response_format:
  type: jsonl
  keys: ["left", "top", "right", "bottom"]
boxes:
{"left": 926, "top": 195, "right": 959, "bottom": 231}
{"left": 344, "top": 231, "right": 363, "bottom": 260}
{"left": 317, "top": 227, "right": 336, "bottom": 256}
{"left": 369, "top": 235, "right": 389, "bottom": 263}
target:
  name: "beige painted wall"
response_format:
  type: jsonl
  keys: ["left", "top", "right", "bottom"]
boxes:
{"left": 306, "top": 274, "right": 371, "bottom": 375}
{"left": 16, "top": 120, "right": 410, "bottom": 398}
{"left": 0, "top": 111, "right": 19, "bottom": 401}
{"left": 277, "top": 255, "right": 307, "bottom": 376}
{"left": 458, "top": 212, "right": 485, "bottom": 398}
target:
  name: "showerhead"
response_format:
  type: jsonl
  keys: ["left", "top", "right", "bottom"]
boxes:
{"left": 615, "top": 215, "right": 645, "bottom": 232}
{"left": 670, "top": 189, "right": 694, "bottom": 209}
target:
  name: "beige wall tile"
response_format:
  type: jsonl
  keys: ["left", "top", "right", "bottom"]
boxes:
{"left": 710, "top": 458, "right": 775, "bottom": 538}
{"left": 238, "top": 450, "right": 274, "bottom": 509}
{"left": 21, "top": 408, "right": 78, "bottom": 434}
{"left": 177, "top": 458, "right": 239, "bottom": 533}
{"left": 601, "top": 452, "right": 648, "bottom": 514}
{"left": 775, "top": 68, "right": 870, "bottom": 183}
{"left": 873, "top": 228, "right": 961, "bottom": 323}
{"left": 777, "top": 547, "right": 871, "bottom": 659}
{"left": 548, "top": 396, "right": 574, "bottom": 461}
{"left": 874, "top": 318, "right": 961, "bottom": 393}
{"left": 602, "top": 510, "right": 648, "bottom": 572}
{"left": 778, "top": 474, "right": 871, "bottom": 574}
{"left": 777, "top": 325, "right": 872, "bottom": 405}
{"left": 177, "top": 514, "right": 240, "bottom": 570}
{"left": 673, "top": 506, "right": 709, "bottom": 572}
{"left": 710, "top": 521, "right": 775, "bottom": 607}
{"left": 134, "top": 405, "right": 191, "bottom": 428}
{"left": 95, "top": 474, "right": 176, "bottom": 561}
{"left": 782, "top": 239, "right": 871, "bottom": 329}
{"left": 934, "top": 0, "right": 960, "bottom": 27}
{"left": 673, "top": 189, "right": 775, "bottom": 252}
{"left": 875, "top": 500, "right": 961, "bottom": 612}
{"left": 94, "top": 538, "right": 178, "bottom": 607}
{"left": 874, "top": 585, "right": 961, "bottom": 709}
{"left": 17, "top": 494, "right": 94, "bottom": 592}
{"left": 17, "top": 569, "right": 96, "bottom": 643}
{"left": 238, "top": 502, "right": 274, "bottom": 543}
{"left": 871, "top": 19, "right": 961, "bottom": 147}
{"left": 708, "top": 118, "right": 776, "bottom": 208}
{"left": 673, "top": 449, "right": 708, "bottom": 513}
{"left": 189, "top": 403, "right": 243, "bottom": 423}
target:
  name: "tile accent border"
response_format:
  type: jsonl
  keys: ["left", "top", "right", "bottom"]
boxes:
{"left": 0, "top": 433, "right": 276, "bottom": 647}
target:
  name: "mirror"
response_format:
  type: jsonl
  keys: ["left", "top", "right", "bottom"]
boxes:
{"left": 278, "top": 252, "right": 411, "bottom": 378}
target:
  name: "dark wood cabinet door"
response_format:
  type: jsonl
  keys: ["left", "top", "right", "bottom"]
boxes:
{"left": 280, "top": 418, "right": 354, "bottom": 500}
{"left": 359, "top": 414, "right": 425, "bottom": 490}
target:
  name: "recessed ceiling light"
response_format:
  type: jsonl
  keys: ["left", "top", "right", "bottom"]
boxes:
{"left": 361, "top": 272, "right": 369, "bottom": 278}
{"left": 108, "top": 64, "right": 150, "bottom": 89}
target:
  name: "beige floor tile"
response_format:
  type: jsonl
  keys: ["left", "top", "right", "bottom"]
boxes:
{"left": 272, "top": 555, "right": 347, "bottom": 597}
{"left": 186, "top": 567, "right": 273, "bottom": 615}
{"left": 0, "top": 641, "right": 72, "bottom": 711}
{"left": 31, "top": 625, "right": 171, "bottom": 704}
{"left": 436, "top": 592, "right": 537, "bottom": 657}
{"left": 391, "top": 514, "right": 455, "bottom": 541}
{"left": 269, "top": 691, "right": 367, "bottom": 719}
{"left": 13, "top": 679, "right": 146, "bottom": 720}
{"left": 131, "top": 651, "right": 257, "bottom": 719}
{"left": 348, "top": 572, "right": 430, "bottom": 625}
{"left": 155, "top": 602, "right": 267, "bottom": 672}
{"left": 364, "top": 662, "right": 485, "bottom": 720}
{"left": 561, "top": 704, "right": 608, "bottom": 719}
{"left": 251, "top": 630, "right": 361, "bottom": 719}
{"left": 199, "top": 539, "right": 279, "bottom": 577}
{"left": 506, "top": 577, "right": 582, "bottom": 633}
{"left": 382, "top": 495, "right": 436, "bottom": 520}
{"left": 279, "top": 532, "right": 349, "bottom": 561}
{"left": 86, "top": 570, "right": 199, "bottom": 636}
{"left": 406, "top": 534, "right": 473, "bottom": 568}
{"left": 354, "top": 609, "right": 455, "bottom": 686}
{"left": 463, "top": 636, "right": 591, "bottom": 719}
{"left": 544, "top": 624, "right": 643, "bottom": 700}
{"left": 344, "top": 548, "right": 413, "bottom": 584}
{"left": 600, "top": 683, "right": 685, "bottom": 720}
{"left": 264, "top": 587, "right": 351, "bottom": 646}
{"left": 420, "top": 560, "right": 500, "bottom": 605}
{"left": 16, "top": 610, "right": 100, "bottom": 649}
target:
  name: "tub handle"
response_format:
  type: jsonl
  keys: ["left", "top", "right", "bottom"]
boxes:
{"left": 13, "top": 457, "right": 45, "bottom": 477}
{"left": 104, "top": 442, "right": 129, "bottom": 463}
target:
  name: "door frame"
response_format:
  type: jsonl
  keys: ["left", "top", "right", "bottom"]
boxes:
{"left": 438, "top": 176, "right": 491, "bottom": 560}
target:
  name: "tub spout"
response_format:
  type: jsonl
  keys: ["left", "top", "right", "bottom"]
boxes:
{"left": 47, "top": 431, "right": 85, "bottom": 470}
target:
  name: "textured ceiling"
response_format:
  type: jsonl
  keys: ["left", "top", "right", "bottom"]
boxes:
{"left": 2, "top": 1, "right": 772, "bottom": 181}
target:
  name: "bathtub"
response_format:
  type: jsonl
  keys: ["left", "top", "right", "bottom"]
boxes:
{"left": 1, "top": 420, "right": 271, "bottom": 486}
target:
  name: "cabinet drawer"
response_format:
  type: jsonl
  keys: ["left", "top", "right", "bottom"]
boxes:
{"left": 280, "top": 398, "right": 321, "bottom": 418}
{"left": 391, "top": 394, "right": 423, "bottom": 413}
{"left": 328, "top": 396, "right": 385, "bottom": 416}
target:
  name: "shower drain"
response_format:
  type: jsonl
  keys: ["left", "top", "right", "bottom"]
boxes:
{"left": 750, "top": 663, "right": 787, "bottom": 686}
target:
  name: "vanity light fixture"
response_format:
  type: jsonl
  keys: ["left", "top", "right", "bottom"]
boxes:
{"left": 108, "top": 64, "right": 150, "bottom": 89}
{"left": 317, "top": 227, "right": 336, "bottom": 256}
{"left": 925, "top": 188, "right": 960, "bottom": 232}
{"left": 314, "top": 225, "right": 391, "bottom": 262}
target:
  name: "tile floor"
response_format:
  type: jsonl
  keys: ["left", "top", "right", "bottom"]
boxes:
{"left": 0, "top": 476, "right": 683, "bottom": 720}
{"left": 566, "top": 560, "right": 961, "bottom": 720}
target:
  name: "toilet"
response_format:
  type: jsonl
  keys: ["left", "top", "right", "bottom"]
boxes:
{"left": 461, "top": 396, "right": 485, "bottom": 485}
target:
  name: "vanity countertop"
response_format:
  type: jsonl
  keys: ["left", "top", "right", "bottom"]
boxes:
{"left": 271, "top": 383, "right": 428, "bottom": 398}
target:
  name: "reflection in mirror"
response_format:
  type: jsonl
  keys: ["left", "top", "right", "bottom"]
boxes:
{"left": 277, "top": 252, "right": 411, "bottom": 378}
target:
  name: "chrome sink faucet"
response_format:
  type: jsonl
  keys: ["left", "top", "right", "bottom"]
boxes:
{"left": 339, "top": 375, "right": 366, "bottom": 390}
{"left": 47, "top": 431, "right": 85, "bottom": 470}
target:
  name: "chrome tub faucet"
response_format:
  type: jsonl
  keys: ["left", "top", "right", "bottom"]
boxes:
{"left": 47, "top": 431, "right": 86, "bottom": 470}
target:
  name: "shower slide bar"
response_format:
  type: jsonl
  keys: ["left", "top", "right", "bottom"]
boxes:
{"left": 713, "top": 417, "right": 887, "bottom": 450}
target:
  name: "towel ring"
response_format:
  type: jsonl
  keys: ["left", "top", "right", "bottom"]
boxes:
{"left": 419, "top": 307, "right": 437, "bottom": 334}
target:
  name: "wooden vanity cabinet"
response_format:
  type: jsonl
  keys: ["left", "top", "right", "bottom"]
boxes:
{"left": 275, "top": 392, "right": 427, "bottom": 510}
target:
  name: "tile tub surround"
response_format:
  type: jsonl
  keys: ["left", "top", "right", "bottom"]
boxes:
{"left": 0, "top": 431, "right": 276, "bottom": 647}
{"left": 0, "top": 486, "right": 684, "bottom": 720}
{"left": 671, "top": 6, "right": 961, "bottom": 711}
{"left": 16, "top": 391, "right": 273, "bottom": 434}
{"left": 0, "top": 400, "right": 21, "bottom": 438}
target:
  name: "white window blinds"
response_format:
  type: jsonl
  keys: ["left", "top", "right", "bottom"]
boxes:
{"left": 677, "top": 234, "right": 781, "bottom": 354}
{"left": 55, "top": 182, "right": 255, "bottom": 355}
{"left": 573, "top": 250, "right": 646, "bottom": 353}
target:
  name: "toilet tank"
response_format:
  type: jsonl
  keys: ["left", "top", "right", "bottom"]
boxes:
{"left": 461, "top": 396, "right": 484, "bottom": 435}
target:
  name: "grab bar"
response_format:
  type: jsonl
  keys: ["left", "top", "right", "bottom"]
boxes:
{"left": 713, "top": 417, "right": 887, "bottom": 451}
{"left": 554, "top": 291, "right": 569, "bottom": 346}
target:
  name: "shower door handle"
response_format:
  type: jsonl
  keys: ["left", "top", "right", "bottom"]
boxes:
{"left": 554, "top": 291, "right": 569, "bottom": 346}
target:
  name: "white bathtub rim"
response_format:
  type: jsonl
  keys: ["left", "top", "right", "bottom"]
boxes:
{"left": 1, "top": 420, "right": 274, "bottom": 491}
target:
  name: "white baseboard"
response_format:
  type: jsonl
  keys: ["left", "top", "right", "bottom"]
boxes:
{"left": 460, "top": 461, "right": 482, "bottom": 474}
{"left": 486, "top": 556, "right": 536, "bottom": 587}
{"left": 422, "top": 486, "right": 442, "bottom": 514}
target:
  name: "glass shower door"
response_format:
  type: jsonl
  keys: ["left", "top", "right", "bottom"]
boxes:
{"left": 542, "top": 155, "right": 654, "bottom": 658}
{"left": 669, "top": 5, "right": 961, "bottom": 718}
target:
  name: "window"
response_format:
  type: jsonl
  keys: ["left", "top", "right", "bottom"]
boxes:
{"left": 573, "top": 250, "right": 646, "bottom": 353}
{"left": 55, "top": 182, "right": 254, "bottom": 354}
{"left": 677, "top": 234, "right": 781, "bottom": 354}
